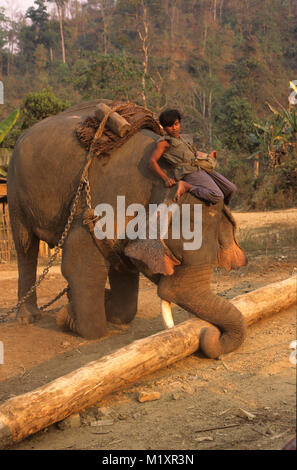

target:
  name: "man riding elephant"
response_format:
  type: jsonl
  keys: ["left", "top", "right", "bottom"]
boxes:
{"left": 7, "top": 99, "right": 247, "bottom": 359}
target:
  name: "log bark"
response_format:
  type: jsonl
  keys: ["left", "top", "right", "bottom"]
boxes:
{"left": 0, "top": 275, "right": 296, "bottom": 448}
{"left": 94, "top": 103, "right": 131, "bottom": 137}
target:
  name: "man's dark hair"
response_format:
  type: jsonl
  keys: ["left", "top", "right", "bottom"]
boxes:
{"left": 159, "top": 109, "right": 181, "bottom": 128}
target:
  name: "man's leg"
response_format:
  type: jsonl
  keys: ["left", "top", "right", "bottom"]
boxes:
{"left": 183, "top": 170, "right": 224, "bottom": 204}
{"left": 208, "top": 170, "right": 237, "bottom": 205}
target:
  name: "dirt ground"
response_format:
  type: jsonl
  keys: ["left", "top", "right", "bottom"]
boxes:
{"left": 0, "top": 208, "right": 296, "bottom": 451}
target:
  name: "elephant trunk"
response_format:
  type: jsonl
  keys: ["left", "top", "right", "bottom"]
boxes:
{"left": 158, "top": 265, "right": 247, "bottom": 359}
{"left": 192, "top": 292, "right": 247, "bottom": 358}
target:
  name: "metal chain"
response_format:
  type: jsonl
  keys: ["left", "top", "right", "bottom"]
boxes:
{"left": 39, "top": 286, "right": 70, "bottom": 311}
{"left": 0, "top": 176, "right": 87, "bottom": 323}
{"left": 0, "top": 103, "right": 128, "bottom": 324}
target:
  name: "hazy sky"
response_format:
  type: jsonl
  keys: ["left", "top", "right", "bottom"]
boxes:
{"left": 2, "top": 0, "right": 51, "bottom": 16}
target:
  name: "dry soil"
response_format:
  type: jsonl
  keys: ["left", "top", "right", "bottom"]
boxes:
{"left": 0, "top": 209, "right": 296, "bottom": 451}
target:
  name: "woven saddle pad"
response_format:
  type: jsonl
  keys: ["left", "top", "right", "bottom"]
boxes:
{"left": 76, "top": 100, "right": 164, "bottom": 159}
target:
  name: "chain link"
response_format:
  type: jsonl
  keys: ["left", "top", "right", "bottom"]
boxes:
{"left": 0, "top": 103, "right": 124, "bottom": 324}
{"left": 39, "top": 286, "right": 70, "bottom": 311}
{"left": 0, "top": 175, "right": 87, "bottom": 323}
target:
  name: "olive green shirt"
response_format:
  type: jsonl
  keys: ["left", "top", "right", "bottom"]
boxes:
{"left": 157, "top": 134, "right": 199, "bottom": 181}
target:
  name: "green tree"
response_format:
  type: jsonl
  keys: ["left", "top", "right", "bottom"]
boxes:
{"left": 21, "top": 86, "right": 69, "bottom": 127}
{"left": 214, "top": 89, "right": 255, "bottom": 151}
{"left": 73, "top": 52, "right": 143, "bottom": 101}
{"left": 19, "top": 0, "right": 53, "bottom": 69}
{"left": 2, "top": 88, "right": 69, "bottom": 148}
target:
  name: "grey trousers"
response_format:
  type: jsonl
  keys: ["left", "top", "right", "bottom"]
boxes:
{"left": 183, "top": 169, "right": 237, "bottom": 205}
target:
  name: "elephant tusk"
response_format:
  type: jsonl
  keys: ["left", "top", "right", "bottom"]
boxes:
{"left": 161, "top": 299, "right": 175, "bottom": 329}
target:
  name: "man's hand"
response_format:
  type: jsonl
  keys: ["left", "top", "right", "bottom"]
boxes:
{"left": 164, "top": 178, "right": 176, "bottom": 187}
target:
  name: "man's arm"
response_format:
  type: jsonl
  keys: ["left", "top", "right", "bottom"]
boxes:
{"left": 149, "top": 140, "right": 176, "bottom": 187}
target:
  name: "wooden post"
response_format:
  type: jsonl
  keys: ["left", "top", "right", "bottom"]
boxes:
{"left": 254, "top": 154, "right": 259, "bottom": 179}
{"left": 0, "top": 276, "right": 296, "bottom": 448}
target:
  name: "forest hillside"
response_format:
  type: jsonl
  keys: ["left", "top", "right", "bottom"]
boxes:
{"left": 0, "top": 0, "right": 296, "bottom": 209}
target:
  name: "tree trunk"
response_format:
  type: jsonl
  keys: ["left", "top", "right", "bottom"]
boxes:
{"left": 101, "top": 0, "right": 108, "bottom": 55}
{"left": 57, "top": 3, "right": 66, "bottom": 64}
{"left": 0, "top": 275, "right": 296, "bottom": 449}
{"left": 213, "top": 0, "right": 217, "bottom": 21}
{"left": 219, "top": 0, "right": 224, "bottom": 20}
{"left": 137, "top": 0, "right": 149, "bottom": 108}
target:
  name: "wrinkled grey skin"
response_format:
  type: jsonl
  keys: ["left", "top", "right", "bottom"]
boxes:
{"left": 7, "top": 99, "right": 247, "bottom": 359}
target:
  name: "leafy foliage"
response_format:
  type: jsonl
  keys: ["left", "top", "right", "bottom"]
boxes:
{"left": 248, "top": 104, "right": 297, "bottom": 208}
{"left": 72, "top": 53, "right": 143, "bottom": 101}
{"left": 0, "top": 0, "right": 296, "bottom": 208}
{"left": 0, "top": 148, "right": 12, "bottom": 178}
{"left": 1, "top": 88, "right": 69, "bottom": 148}
{"left": 0, "top": 109, "right": 20, "bottom": 144}
{"left": 21, "top": 86, "right": 69, "bottom": 129}
{"left": 250, "top": 105, "right": 297, "bottom": 168}
{"left": 214, "top": 89, "right": 256, "bottom": 152}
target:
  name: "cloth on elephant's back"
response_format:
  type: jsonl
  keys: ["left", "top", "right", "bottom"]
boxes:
{"left": 75, "top": 101, "right": 164, "bottom": 158}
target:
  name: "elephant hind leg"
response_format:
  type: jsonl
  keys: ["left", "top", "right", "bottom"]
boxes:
{"left": 61, "top": 225, "right": 108, "bottom": 339}
{"left": 105, "top": 266, "right": 139, "bottom": 324}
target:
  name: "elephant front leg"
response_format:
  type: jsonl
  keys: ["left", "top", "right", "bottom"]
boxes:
{"left": 105, "top": 266, "right": 139, "bottom": 324}
{"left": 59, "top": 224, "right": 108, "bottom": 339}
{"left": 158, "top": 265, "right": 247, "bottom": 359}
{"left": 15, "top": 231, "right": 41, "bottom": 324}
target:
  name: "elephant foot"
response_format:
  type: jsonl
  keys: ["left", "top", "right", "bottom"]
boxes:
{"left": 17, "top": 304, "right": 42, "bottom": 325}
{"left": 56, "top": 304, "right": 79, "bottom": 334}
{"left": 199, "top": 326, "right": 222, "bottom": 359}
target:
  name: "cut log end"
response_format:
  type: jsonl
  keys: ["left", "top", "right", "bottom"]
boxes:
{"left": 0, "top": 418, "right": 13, "bottom": 449}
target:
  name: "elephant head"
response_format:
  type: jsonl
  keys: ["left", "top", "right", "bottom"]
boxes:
{"left": 124, "top": 190, "right": 247, "bottom": 359}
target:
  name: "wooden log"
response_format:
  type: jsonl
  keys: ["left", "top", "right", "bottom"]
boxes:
{"left": 232, "top": 275, "right": 297, "bottom": 326}
{"left": 94, "top": 103, "right": 131, "bottom": 137}
{"left": 0, "top": 275, "right": 296, "bottom": 448}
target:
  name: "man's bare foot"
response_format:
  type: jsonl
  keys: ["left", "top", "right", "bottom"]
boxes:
{"left": 173, "top": 181, "right": 192, "bottom": 202}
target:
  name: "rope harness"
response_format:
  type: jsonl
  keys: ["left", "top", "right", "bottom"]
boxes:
{"left": 0, "top": 103, "right": 137, "bottom": 323}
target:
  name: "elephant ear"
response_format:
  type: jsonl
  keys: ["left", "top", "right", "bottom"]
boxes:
{"left": 216, "top": 205, "right": 247, "bottom": 271}
{"left": 125, "top": 238, "right": 181, "bottom": 276}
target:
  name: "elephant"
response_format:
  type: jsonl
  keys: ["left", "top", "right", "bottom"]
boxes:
{"left": 7, "top": 98, "right": 248, "bottom": 359}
